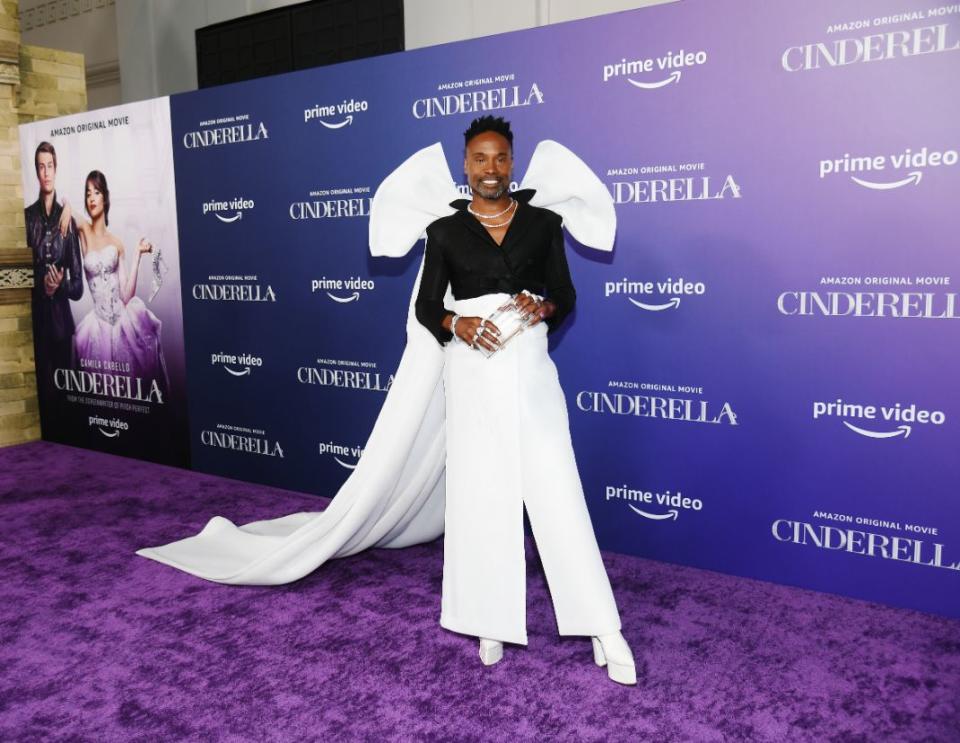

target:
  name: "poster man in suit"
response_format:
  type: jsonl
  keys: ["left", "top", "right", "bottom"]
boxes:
{"left": 24, "top": 141, "right": 83, "bottom": 428}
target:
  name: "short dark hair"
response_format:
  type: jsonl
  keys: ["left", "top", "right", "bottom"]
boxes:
{"left": 463, "top": 116, "right": 513, "bottom": 151}
{"left": 35, "top": 141, "right": 57, "bottom": 173}
{"left": 84, "top": 170, "right": 110, "bottom": 226}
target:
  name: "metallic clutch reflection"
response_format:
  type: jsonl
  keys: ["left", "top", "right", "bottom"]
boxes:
{"left": 476, "top": 295, "right": 534, "bottom": 358}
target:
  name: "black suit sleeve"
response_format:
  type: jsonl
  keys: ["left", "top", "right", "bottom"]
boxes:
{"left": 64, "top": 219, "right": 84, "bottom": 301}
{"left": 414, "top": 228, "right": 454, "bottom": 345}
{"left": 543, "top": 213, "right": 576, "bottom": 333}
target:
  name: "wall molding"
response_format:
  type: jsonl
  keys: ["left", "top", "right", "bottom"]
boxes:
{"left": 87, "top": 59, "right": 119, "bottom": 88}
{"left": 0, "top": 268, "right": 33, "bottom": 290}
{"left": 0, "top": 288, "right": 32, "bottom": 305}
{"left": 19, "top": 0, "right": 115, "bottom": 32}
{"left": 0, "top": 249, "right": 32, "bottom": 269}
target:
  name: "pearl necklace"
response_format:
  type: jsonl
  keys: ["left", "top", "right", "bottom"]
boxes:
{"left": 477, "top": 211, "right": 516, "bottom": 229}
{"left": 467, "top": 198, "right": 516, "bottom": 220}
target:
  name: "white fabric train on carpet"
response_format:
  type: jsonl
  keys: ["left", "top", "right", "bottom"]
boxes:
{"left": 135, "top": 140, "right": 615, "bottom": 585}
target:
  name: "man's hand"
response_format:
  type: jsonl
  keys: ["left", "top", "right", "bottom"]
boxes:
{"left": 514, "top": 291, "right": 555, "bottom": 327}
{"left": 44, "top": 265, "right": 64, "bottom": 297}
{"left": 59, "top": 201, "right": 72, "bottom": 237}
{"left": 455, "top": 316, "right": 501, "bottom": 352}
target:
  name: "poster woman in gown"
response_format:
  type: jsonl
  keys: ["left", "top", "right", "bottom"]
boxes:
{"left": 137, "top": 129, "right": 635, "bottom": 685}
{"left": 72, "top": 171, "right": 169, "bottom": 395}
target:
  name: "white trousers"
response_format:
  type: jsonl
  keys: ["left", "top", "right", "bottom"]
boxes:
{"left": 439, "top": 294, "right": 622, "bottom": 645}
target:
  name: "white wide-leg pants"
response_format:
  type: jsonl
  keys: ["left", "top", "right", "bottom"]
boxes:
{"left": 439, "top": 293, "right": 622, "bottom": 645}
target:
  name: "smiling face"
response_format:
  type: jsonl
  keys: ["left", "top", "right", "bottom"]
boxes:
{"left": 464, "top": 131, "right": 513, "bottom": 201}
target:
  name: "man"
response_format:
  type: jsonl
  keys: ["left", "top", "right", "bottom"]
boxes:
{"left": 414, "top": 116, "right": 637, "bottom": 684}
{"left": 135, "top": 117, "right": 635, "bottom": 685}
{"left": 25, "top": 141, "right": 83, "bottom": 426}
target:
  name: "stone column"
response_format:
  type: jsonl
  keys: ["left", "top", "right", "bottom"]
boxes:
{"left": 0, "top": 0, "right": 35, "bottom": 446}
{"left": 0, "top": 0, "right": 87, "bottom": 447}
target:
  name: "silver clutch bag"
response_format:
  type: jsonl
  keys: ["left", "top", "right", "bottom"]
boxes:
{"left": 476, "top": 295, "right": 535, "bottom": 358}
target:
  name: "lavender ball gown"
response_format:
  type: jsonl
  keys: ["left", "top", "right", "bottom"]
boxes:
{"left": 74, "top": 244, "right": 168, "bottom": 388}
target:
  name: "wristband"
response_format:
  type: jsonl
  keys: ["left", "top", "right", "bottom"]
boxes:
{"left": 450, "top": 313, "right": 461, "bottom": 343}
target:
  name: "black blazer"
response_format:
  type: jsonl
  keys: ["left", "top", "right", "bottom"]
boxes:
{"left": 25, "top": 195, "right": 83, "bottom": 343}
{"left": 415, "top": 190, "right": 576, "bottom": 345}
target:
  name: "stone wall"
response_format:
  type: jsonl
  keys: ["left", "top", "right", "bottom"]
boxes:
{"left": 18, "top": 43, "right": 86, "bottom": 122}
{"left": 0, "top": 0, "right": 86, "bottom": 447}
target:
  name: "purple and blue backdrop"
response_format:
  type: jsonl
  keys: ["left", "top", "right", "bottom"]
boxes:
{"left": 20, "top": 0, "right": 960, "bottom": 619}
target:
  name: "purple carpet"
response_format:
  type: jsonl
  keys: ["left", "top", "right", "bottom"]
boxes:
{"left": 1, "top": 441, "right": 958, "bottom": 741}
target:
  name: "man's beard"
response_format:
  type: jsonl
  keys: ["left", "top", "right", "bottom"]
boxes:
{"left": 472, "top": 178, "right": 508, "bottom": 200}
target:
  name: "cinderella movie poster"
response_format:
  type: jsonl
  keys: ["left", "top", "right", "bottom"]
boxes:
{"left": 19, "top": 98, "right": 190, "bottom": 467}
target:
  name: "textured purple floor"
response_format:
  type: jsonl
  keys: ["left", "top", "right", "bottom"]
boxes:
{"left": 1, "top": 441, "right": 958, "bottom": 742}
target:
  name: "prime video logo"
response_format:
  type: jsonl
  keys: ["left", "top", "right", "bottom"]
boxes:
{"left": 311, "top": 276, "right": 375, "bottom": 303}
{"left": 812, "top": 398, "right": 946, "bottom": 439}
{"left": 304, "top": 98, "right": 369, "bottom": 129}
{"left": 603, "top": 277, "right": 705, "bottom": 311}
{"left": 601, "top": 49, "right": 707, "bottom": 89}
{"left": 210, "top": 351, "right": 263, "bottom": 377}
{"left": 202, "top": 197, "right": 255, "bottom": 223}
{"left": 604, "top": 483, "right": 703, "bottom": 521}
{"left": 819, "top": 147, "right": 958, "bottom": 190}
{"left": 88, "top": 414, "right": 129, "bottom": 438}
{"left": 318, "top": 440, "right": 364, "bottom": 469}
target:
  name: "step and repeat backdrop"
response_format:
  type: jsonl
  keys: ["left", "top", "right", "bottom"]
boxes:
{"left": 19, "top": 0, "right": 959, "bottom": 619}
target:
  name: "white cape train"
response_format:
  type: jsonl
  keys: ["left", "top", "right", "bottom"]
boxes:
{"left": 135, "top": 140, "right": 615, "bottom": 585}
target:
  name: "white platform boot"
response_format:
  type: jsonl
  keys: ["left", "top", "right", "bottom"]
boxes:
{"left": 479, "top": 638, "right": 504, "bottom": 666}
{"left": 591, "top": 632, "right": 637, "bottom": 685}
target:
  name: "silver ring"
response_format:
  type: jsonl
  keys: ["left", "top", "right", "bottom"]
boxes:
{"left": 476, "top": 326, "right": 486, "bottom": 338}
